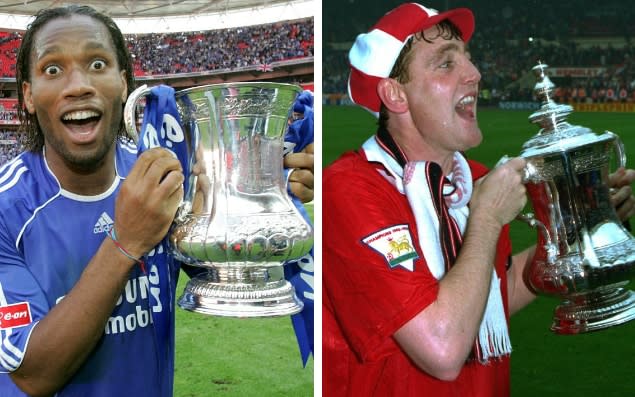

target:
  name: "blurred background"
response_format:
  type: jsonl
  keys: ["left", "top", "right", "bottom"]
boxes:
{"left": 324, "top": 0, "right": 635, "bottom": 109}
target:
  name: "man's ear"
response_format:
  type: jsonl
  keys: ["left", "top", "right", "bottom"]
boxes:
{"left": 22, "top": 81, "right": 34, "bottom": 114}
{"left": 377, "top": 78, "right": 408, "bottom": 114}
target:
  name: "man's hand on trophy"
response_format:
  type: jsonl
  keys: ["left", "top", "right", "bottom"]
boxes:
{"left": 609, "top": 167, "right": 635, "bottom": 221}
{"left": 284, "top": 144, "right": 314, "bottom": 203}
{"left": 115, "top": 148, "right": 185, "bottom": 258}
{"left": 472, "top": 157, "right": 528, "bottom": 228}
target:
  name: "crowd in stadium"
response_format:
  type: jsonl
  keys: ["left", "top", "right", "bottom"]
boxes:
{"left": 4, "top": 0, "right": 635, "bottom": 165}
{"left": 0, "top": 18, "right": 314, "bottom": 77}
{"left": 323, "top": 0, "right": 635, "bottom": 105}
{"left": 0, "top": 110, "right": 16, "bottom": 122}
{"left": 0, "top": 17, "right": 314, "bottom": 166}
{"left": 128, "top": 19, "right": 314, "bottom": 75}
{"left": 0, "top": 129, "right": 19, "bottom": 166}
{"left": 324, "top": 39, "right": 635, "bottom": 105}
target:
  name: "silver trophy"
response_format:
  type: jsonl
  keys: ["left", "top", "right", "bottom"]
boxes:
{"left": 124, "top": 82, "right": 313, "bottom": 317}
{"left": 515, "top": 62, "right": 635, "bottom": 333}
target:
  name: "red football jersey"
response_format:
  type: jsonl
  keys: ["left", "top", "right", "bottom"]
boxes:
{"left": 323, "top": 150, "right": 512, "bottom": 397}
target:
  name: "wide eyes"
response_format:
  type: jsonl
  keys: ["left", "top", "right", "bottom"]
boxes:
{"left": 42, "top": 59, "right": 107, "bottom": 76}
{"left": 44, "top": 65, "right": 61, "bottom": 76}
{"left": 90, "top": 59, "right": 107, "bottom": 71}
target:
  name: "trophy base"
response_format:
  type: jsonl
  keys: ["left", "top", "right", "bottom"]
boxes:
{"left": 177, "top": 267, "right": 303, "bottom": 318}
{"left": 551, "top": 288, "right": 635, "bottom": 334}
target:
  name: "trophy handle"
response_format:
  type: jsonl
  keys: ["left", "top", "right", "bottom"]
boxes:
{"left": 516, "top": 212, "right": 558, "bottom": 264}
{"left": 606, "top": 130, "right": 633, "bottom": 230}
{"left": 606, "top": 130, "right": 627, "bottom": 169}
{"left": 497, "top": 155, "right": 558, "bottom": 263}
{"left": 123, "top": 84, "right": 152, "bottom": 144}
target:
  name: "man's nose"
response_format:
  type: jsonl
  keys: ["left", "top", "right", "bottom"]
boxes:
{"left": 62, "top": 67, "right": 96, "bottom": 98}
{"left": 463, "top": 58, "right": 481, "bottom": 85}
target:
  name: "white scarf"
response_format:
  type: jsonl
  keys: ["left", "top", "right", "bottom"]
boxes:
{"left": 363, "top": 136, "right": 512, "bottom": 362}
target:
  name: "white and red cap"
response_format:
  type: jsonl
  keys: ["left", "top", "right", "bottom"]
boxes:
{"left": 348, "top": 3, "right": 475, "bottom": 115}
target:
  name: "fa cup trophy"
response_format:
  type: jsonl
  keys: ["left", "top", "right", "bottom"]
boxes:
{"left": 124, "top": 82, "right": 313, "bottom": 317}
{"left": 515, "top": 62, "right": 635, "bottom": 333}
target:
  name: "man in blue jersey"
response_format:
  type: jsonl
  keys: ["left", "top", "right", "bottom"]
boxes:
{"left": 0, "top": 5, "right": 314, "bottom": 397}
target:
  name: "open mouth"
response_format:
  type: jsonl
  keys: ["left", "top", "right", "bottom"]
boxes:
{"left": 455, "top": 95, "right": 476, "bottom": 119}
{"left": 61, "top": 110, "right": 102, "bottom": 136}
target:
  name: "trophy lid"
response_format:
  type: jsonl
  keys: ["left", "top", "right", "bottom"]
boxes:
{"left": 519, "top": 61, "right": 612, "bottom": 159}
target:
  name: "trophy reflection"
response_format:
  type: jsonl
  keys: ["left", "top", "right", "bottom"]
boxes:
{"left": 125, "top": 82, "right": 313, "bottom": 317}
{"left": 517, "top": 62, "right": 635, "bottom": 333}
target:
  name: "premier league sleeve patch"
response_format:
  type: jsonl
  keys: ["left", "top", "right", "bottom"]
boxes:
{"left": 362, "top": 224, "right": 419, "bottom": 271}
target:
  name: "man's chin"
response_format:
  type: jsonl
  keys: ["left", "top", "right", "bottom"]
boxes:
{"left": 55, "top": 139, "right": 115, "bottom": 173}
{"left": 462, "top": 128, "right": 483, "bottom": 151}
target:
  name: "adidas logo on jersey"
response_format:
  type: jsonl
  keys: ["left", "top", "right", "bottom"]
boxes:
{"left": 94, "top": 212, "right": 114, "bottom": 234}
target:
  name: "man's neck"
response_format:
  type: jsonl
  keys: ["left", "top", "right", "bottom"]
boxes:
{"left": 387, "top": 128, "right": 456, "bottom": 174}
{"left": 43, "top": 146, "right": 118, "bottom": 196}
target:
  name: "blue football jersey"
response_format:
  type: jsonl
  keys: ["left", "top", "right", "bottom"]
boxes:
{"left": 283, "top": 92, "right": 315, "bottom": 365}
{"left": 0, "top": 140, "right": 179, "bottom": 397}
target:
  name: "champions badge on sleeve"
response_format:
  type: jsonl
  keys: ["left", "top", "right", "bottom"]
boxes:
{"left": 362, "top": 224, "right": 419, "bottom": 271}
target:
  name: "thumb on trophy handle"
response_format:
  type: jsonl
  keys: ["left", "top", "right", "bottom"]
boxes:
{"left": 495, "top": 154, "right": 535, "bottom": 184}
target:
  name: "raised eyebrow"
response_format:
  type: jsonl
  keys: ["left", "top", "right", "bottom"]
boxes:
{"left": 83, "top": 41, "right": 114, "bottom": 53}
{"left": 34, "top": 45, "right": 62, "bottom": 62}
{"left": 36, "top": 41, "right": 113, "bottom": 62}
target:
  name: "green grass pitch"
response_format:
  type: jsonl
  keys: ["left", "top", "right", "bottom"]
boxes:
{"left": 323, "top": 105, "right": 635, "bottom": 396}
{"left": 173, "top": 202, "right": 314, "bottom": 396}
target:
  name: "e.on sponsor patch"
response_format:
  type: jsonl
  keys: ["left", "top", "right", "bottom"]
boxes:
{"left": 0, "top": 302, "right": 32, "bottom": 330}
{"left": 362, "top": 224, "right": 418, "bottom": 271}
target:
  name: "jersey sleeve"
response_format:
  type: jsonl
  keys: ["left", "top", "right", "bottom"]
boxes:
{"left": 324, "top": 159, "right": 440, "bottom": 363}
{"left": 0, "top": 223, "right": 48, "bottom": 373}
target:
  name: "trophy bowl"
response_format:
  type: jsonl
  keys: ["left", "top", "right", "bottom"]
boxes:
{"left": 125, "top": 82, "right": 313, "bottom": 317}
{"left": 516, "top": 62, "right": 635, "bottom": 334}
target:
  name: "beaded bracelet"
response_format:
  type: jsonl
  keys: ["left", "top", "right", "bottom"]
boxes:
{"left": 107, "top": 227, "right": 146, "bottom": 273}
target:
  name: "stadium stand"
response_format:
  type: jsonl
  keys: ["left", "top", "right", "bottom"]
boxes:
{"left": 0, "top": 15, "right": 314, "bottom": 166}
{"left": 0, "top": 19, "right": 313, "bottom": 78}
{"left": 323, "top": 0, "right": 635, "bottom": 107}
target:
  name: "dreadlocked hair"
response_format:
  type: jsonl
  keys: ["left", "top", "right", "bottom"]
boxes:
{"left": 16, "top": 4, "right": 136, "bottom": 152}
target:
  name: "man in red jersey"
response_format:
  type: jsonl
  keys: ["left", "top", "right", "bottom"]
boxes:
{"left": 323, "top": 3, "right": 635, "bottom": 396}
